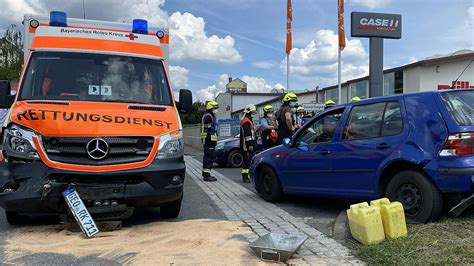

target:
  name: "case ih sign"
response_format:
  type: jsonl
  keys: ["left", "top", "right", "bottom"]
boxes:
{"left": 351, "top": 12, "right": 402, "bottom": 39}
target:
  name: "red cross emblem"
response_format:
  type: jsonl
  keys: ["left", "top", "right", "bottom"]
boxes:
{"left": 126, "top": 33, "right": 138, "bottom": 40}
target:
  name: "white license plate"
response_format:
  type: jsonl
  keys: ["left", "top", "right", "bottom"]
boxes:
{"left": 63, "top": 189, "right": 99, "bottom": 238}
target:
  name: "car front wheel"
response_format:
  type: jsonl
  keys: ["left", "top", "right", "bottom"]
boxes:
{"left": 227, "top": 150, "right": 244, "bottom": 168}
{"left": 258, "top": 166, "right": 283, "bottom": 203}
{"left": 385, "top": 170, "right": 443, "bottom": 223}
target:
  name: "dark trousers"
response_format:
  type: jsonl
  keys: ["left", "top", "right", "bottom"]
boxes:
{"left": 202, "top": 143, "right": 216, "bottom": 178}
{"left": 241, "top": 150, "right": 255, "bottom": 179}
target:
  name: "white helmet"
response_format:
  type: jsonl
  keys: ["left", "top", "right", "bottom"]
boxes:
{"left": 244, "top": 104, "right": 257, "bottom": 113}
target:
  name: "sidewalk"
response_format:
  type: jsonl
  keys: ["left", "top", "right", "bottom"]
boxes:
{"left": 185, "top": 155, "right": 363, "bottom": 265}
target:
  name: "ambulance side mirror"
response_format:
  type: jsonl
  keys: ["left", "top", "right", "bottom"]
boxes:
{"left": 0, "top": 80, "right": 14, "bottom": 108}
{"left": 178, "top": 89, "right": 192, "bottom": 113}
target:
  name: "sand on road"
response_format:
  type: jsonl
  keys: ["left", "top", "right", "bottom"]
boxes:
{"left": 4, "top": 219, "right": 276, "bottom": 265}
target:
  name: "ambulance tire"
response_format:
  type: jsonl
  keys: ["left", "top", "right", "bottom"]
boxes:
{"left": 160, "top": 197, "right": 182, "bottom": 219}
{"left": 6, "top": 211, "right": 29, "bottom": 225}
{"left": 259, "top": 166, "right": 283, "bottom": 203}
{"left": 385, "top": 170, "right": 443, "bottom": 224}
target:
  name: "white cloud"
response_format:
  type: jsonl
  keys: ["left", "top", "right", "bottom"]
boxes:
{"left": 169, "top": 65, "right": 189, "bottom": 89}
{"left": 281, "top": 29, "right": 369, "bottom": 86}
{"left": 252, "top": 61, "right": 276, "bottom": 69}
{"left": 347, "top": 0, "right": 392, "bottom": 9}
{"left": 467, "top": 7, "right": 474, "bottom": 26}
{"left": 169, "top": 12, "right": 242, "bottom": 64}
{"left": 197, "top": 85, "right": 222, "bottom": 102}
{"left": 0, "top": 0, "right": 242, "bottom": 64}
{"left": 241, "top": 76, "right": 272, "bottom": 93}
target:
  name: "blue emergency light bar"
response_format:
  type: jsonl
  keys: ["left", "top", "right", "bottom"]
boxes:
{"left": 49, "top": 11, "right": 67, "bottom": 27}
{"left": 132, "top": 19, "right": 148, "bottom": 34}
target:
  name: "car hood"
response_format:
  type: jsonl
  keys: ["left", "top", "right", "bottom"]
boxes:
{"left": 9, "top": 100, "right": 179, "bottom": 137}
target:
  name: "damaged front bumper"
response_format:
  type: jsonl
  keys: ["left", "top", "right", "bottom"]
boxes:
{"left": 0, "top": 158, "right": 185, "bottom": 219}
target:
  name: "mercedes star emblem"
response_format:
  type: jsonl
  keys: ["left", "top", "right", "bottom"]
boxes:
{"left": 86, "top": 138, "right": 109, "bottom": 160}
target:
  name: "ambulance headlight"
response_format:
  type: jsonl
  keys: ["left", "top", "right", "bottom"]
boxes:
{"left": 132, "top": 19, "right": 148, "bottom": 34}
{"left": 49, "top": 11, "right": 67, "bottom": 27}
{"left": 156, "top": 130, "right": 183, "bottom": 159}
{"left": 4, "top": 124, "right": 39, "bottom": 159}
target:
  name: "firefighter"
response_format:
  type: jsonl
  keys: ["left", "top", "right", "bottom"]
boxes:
{"left": 324, "top": 99, "right": 336, "bottom": 110}
{"left": 240, "top": 104, "right": 257, "bottom": 183}
{"left": 201, "top": 101, "right": 219, "bottom": 182}
{"left": 276, "top": 93, "right": 298, "bottom": 143}
{"left": 259, "top": 105, "right": 278, "bottom": 150}
{"left": 295, "top": 106, "right": 305, "bottom": 129}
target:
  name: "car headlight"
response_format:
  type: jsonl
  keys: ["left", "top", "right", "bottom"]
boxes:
{"left": 156, "top": 130, "right": 183, "bottom": 159}
{"left": 3, "top": 124, "right": 40, "bottom": 159}
{"left": 215, "top": 143, "right": 225, "bottom": 150}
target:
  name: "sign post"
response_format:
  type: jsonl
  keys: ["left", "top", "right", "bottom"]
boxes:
{"left": 351, "top": 12, "right": 402, "bottom": 97}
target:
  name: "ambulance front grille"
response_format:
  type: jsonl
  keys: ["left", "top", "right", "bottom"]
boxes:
{"left": 42, "top": 136, "right": 154, "bottom": 166}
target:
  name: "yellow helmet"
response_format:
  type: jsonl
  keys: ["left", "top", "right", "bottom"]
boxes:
{"left": 296, "top": 106, "right": 304, "bottom": 113}
{"left": 351, "top": 96, "right": 361, "bottom": 102}
{"left": 263, "top": 105, "right": 273, "bottom": 112}
{"left": 244, "top": 104, "right": 257, "bottom": 113}
{"left": 206, "top": 101, "right": 219, "bottom": 110}
{"left": 324, "top": 99, "right": 336, "bottom": 108}
{"left": 283, "top": 92, "right": 298, "bottom": 102}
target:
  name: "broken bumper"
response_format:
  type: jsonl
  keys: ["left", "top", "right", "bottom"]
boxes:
{"left": 0, "top": 157, "right": 185, "bottom": 216}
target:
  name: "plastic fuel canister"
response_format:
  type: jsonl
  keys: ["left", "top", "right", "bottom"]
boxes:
{"left": 347, "top": 202, "right": 385, "bottom": 245}
{"left": 370, "top": 198, "right": 407, "bottom": 239}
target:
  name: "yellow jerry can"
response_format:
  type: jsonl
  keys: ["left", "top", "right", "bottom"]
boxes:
{"left": 347, "top": 202, "right": 385, "bottom": 245}
{"left": 370, "top": 198, "right": 408, "bottom": 239}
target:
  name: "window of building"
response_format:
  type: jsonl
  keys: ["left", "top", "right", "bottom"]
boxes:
{"left": 394, "top": 71, "right": 403, "bottom": 94}
{"left": 350, "top": 80, "right": 368, "bottom": 99}
{"left": 383, "top": 72, "right": 395, "bottom": 96}
{"left": 325, "top": 89, "right": 339, "bottom": 104}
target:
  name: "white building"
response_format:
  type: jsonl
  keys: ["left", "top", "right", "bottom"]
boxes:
{"left": 231, "top": 50, "right": 474, "bottom": 118}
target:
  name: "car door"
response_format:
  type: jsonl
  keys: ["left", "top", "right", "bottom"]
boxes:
{"left": 281, "top": 108, "right": 345, "bottom": 193}
{"left": 331, "top": 100, "right": 408, "bottom": 197}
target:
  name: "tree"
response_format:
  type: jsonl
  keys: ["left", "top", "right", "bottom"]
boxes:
{"left": 0, "top": 24, "right": 23, "bottom": 80}
{"left": 180, "top": 101, "right": 205, "bottom": 125}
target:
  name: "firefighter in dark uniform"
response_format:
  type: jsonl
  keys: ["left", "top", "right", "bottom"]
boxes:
{"left": 201, "top": 101, "right": 219, "bottom": 182}
{"left": 276, "top": 93, "right": 298, "bottom": 143}
{"left": 240, "top": 104, "right": 257, "bottom": 183}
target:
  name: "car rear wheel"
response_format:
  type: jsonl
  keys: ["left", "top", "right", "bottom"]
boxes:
{"left": 6, "top": 211, "right": 29, "bottom": 225}
{"left": 385, "top": 170, "right": 443, "bottom": 223}
{"left": 259, "top": 166, "right": 283, "bottom": 203}
{"left": 227, "top": 150, "right": 244, "bottom": 168}
{"left": 160, "top": 197, "right": 182, "bottom": 219}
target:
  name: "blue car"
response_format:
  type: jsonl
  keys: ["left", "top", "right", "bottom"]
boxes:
{"left": 215, "top": 135, "right": 263, "bottom": 168}
{"left": 250, "top": 90, "right": 474, "bottom": 223}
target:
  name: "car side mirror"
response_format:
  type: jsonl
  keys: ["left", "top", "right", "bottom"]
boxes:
{"left": 0, "top": 80, "right": 14, "bottom": 108}
{"left": 178, "top": 89, "right": 192, "bottom": 113}
{"left": 282, "top": 138, "right": 291, "bottom": 146}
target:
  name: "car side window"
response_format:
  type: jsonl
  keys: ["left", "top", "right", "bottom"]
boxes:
{"left": 296, "top": 109, "right": 344, "bottom": 146}
{"left": 344, "top": 103, "right": 385, "bottom": 140}
{"left": 344, "top": 101, "right": 402, "bottom": 140}
{"left": 381, "top": 102, "right": 403, "bottom": 136}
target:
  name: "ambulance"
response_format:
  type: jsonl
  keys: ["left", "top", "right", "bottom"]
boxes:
{"left": 0, "top": 11, "right": 193, "bottom": 225}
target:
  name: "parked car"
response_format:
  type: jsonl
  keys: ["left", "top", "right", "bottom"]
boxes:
{"left": 250, "top": 90, "right": 474, "bottom": 223}
{"left": 215, "top": 135, "right": 263, "bottom": 168}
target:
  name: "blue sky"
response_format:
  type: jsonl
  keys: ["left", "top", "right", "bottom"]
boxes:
{"left": 0, "top": 0, "right": 473, "bottom": 101}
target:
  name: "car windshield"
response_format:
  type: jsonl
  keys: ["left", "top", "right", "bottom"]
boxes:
{"left": 441, "top": 90, "right": 474, "bottom": 126}
{"left": 19, "top": 51, "right": 173, "bottom": 105}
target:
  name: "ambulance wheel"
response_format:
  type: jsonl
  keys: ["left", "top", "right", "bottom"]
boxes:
{"left": 6, "top": 211, "right": 29, "bottom": 225}
{"left": 228, "top": 150, "right": 244, "bottom": 168}
{"left": 259, "top": 166, "right": 283, "bottom": 203}
{"left": 160, "top": 197, "right": 182, "bottom": 219}
{"left": 385, "top": 170, "right": 443, "bottom": 224}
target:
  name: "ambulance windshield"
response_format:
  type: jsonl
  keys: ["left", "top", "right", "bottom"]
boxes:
{"left": 19, "top": 52, "right": 173, "bottom": 105}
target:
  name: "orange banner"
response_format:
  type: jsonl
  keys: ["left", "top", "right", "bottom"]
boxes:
{"left": 286, "top": 0, "right": 292, "bottom": 55}
{"left": 338, "top": 0, "right": 346, "bottom": 50}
